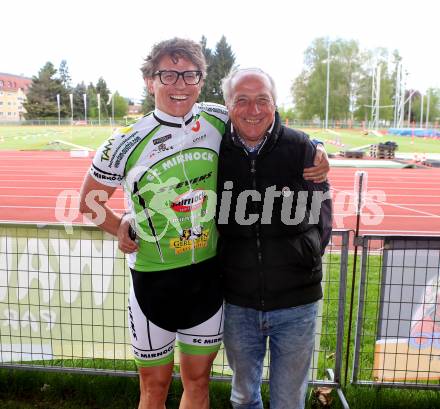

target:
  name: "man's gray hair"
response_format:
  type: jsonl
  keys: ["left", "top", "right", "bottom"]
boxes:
{"left": 221, "top": 68, "right": 278, "bottom": 105}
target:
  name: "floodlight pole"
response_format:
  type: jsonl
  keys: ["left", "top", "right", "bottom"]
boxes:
{"left": 393, "top": 62, "right": 402, "bottom": 128}
{"left": 371, "top": 64, "right": 381, "bottom": 130}
{"left": 56, "top": 94, "right": 61, "bottom": 126}
{"left": 420, "top": 94, "right": 424, "bottom": 128}
{"left": 397, "top": 69, "right": 407, "bottom": 128}
{"left": 112, "top": 96, "right": 115, "bottom": 126}
{"left": 97, "top": 93, "right": 101, "bottom": 126}
{"left": 83, "top": 93, "right": 87, "bottom": 124}
{"left": 69, "top": 93, "right": 73, "bottom": 124}
{"left": 325, "top": 40, "right": 330, "bottom": 129}
{"left": 425, "top": 91, "right": 431, "bottom": 129}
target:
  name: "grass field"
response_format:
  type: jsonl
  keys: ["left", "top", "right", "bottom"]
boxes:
{"left": 0, "top": 125, "right": 114, "bottom": 150}
{"left": 306, "top": 128, "right": 440, "bottom": 154}
{"left": 1, "top": 125, "right": 440, "bottom": 154}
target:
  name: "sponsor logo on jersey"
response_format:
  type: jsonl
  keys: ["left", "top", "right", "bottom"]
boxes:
{"left": 202, "top": 104, "right": 228, "bottom": 116}
{"left": 169, "top": 228, "right": 209, "bottom": 255}
{"left": 191, "top": 120, "right": 200, "bottom": 132}
{"left": 152, "top": 134, "right": 172, "bottom": 145}
{"left": 128, "top": 305, "right": 137, "bottom": 340}
{"left": 170, "top": 215, "right": 193, "bottom": 224}
{"left": 171, "top": 189, "right": 206, "bottom": 212}
{"left": 148, "top": 142, "right": 174, "bottom": 159}
{"left": 161, "top": 151, "right": 214, "bottom": 171}
{"left": 193, "top": 133, "right": 207, "bottom": 144}
{"left": 92, "top": 170, "right": 122, "bottom": 182}
{"left": 100, "top": 138, "right": 115, "bottom": 161}
{"left": 136, "top": 345, "right": 174, "bottom": 359}
{"left": 193, "top": 337, "right": 222, "bottom": 344}
{"left": 157, "top": 171, "right": 212, "bottom": 193}
{"left": 113, "top": 134, "right": 142, "bottom": 168}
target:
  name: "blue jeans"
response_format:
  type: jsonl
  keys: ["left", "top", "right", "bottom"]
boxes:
{"left": 223, "top": 301, "right": 318, "bottom": 409}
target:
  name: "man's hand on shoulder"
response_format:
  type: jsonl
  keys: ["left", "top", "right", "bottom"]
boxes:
{"left": 303, "top": 144, "right": 330, "bottom": 183}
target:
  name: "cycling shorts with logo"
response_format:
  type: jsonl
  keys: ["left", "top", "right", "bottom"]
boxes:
{"left": 128, "top": 257, "right": 224, "bottom": 367}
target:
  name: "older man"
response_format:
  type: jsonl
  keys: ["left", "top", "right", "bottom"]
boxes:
{"left": 216, "top": 68, "right": 332, "bottom": 409}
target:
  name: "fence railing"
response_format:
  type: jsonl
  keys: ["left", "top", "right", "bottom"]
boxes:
{"left": 2, "top": 118, "right": 439, "bottom": 129}
{"left": 2, "top": 224, "right": 440, "bottom": 406}
{"left": 0, "top": 119, "right": 129, "bottom": 127}
{"left": 0, "top": 224, "right": 348, "bottom": 389}
{"left": 352, "top": 235, "right": 440, "bottom": 390}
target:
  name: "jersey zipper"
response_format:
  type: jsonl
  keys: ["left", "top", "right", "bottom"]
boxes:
{"left": 249, "top": 154, "right": 265, "bottom": 309}
{"left": 180, "top": 116, "right": 196, "bottom": 264}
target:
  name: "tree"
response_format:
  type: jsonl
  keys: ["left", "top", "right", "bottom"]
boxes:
{"left": 199, "top": 36, "right": 215, "bottom": 103}
{"left": 141, "top": 86, "right": 155, "bottom": 114}
{"left": 410, "top": 88, "right": 440, "bottom": 125}
{"left": 86, "top": 82, "right": 98, "bottom": 119}
{"left": 58, "top": 60, "right": 71, "bottom": 90}
{"left": 278, "top": 106, "right": 297, "bottom": 123}
{"left": 426, "top": 88, "right": 440, "bottom": 123}
{"left": 292, "top": 38, "right": 408, "bottom": 124}
{"left": 72, "top": 82, "right": 87, "bottom": 120}
{"left": 23, "top": 62, "right": 69, "bottom": 119}
{"left": 199, "top": 35, "right": 235, "bottom": 104}
{"left": 353, "top": 48, "right": 396, "bottom": 123}
{"left": 96, "top": 77, "right": 111, "bottom": 118}
{"left": 291, "top": 38, "right": 362, "bottom": 121}
{"left": 112, "top": 91, "right": 128, "bottom": 118}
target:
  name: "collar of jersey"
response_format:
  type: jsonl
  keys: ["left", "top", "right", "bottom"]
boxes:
{"left": 153, "top": 107, "right": 194, "bottom": 128}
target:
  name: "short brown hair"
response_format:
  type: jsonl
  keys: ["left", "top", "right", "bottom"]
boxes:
{"left": 141, "top": 38, "right": 207, "bottom": 78}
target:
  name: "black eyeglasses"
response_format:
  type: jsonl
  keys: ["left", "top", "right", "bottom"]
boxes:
{"left": 153, "top": 70, "right": 203, "bottom": 85}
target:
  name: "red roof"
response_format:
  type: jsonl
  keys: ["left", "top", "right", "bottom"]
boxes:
{"left": 0, "top": 73, "right": 32, "bottom": 93}
{"left": 128, "top": 104, "right": 142, "bottom": 114}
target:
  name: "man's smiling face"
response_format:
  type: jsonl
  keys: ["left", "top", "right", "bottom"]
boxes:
{"left": 227, "top": 72, "right": 276, "bottom": 146}
{"left": 146, "top": 54, "right": 203, "bottom": 117}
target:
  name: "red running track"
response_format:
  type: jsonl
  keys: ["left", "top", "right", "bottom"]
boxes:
{"left": 0, "top": 150, "right": 439, "bottom": 236}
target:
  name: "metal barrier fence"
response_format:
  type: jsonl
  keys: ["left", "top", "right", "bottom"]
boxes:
{"left": 2, "top": 118, "right": 439, "bottom": 129}
{"left": 0, "top": 223, "right": 349, "bottom": 401}
{"left": 0, "top": 119, "right": 128, "bottom": 127}
{"left": 352, "top": 235, "right": 440, "bottom": 390}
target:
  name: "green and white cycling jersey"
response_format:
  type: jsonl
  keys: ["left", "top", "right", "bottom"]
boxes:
{"left": 90, "top": 102, "right": 228, "bottom": 272}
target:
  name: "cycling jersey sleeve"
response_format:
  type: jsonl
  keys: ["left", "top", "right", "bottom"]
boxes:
{"left": 198, "top": 102, "right": 229, "bottom": 127}
{"left": 89, "top": 125, "right": 144, "bottom": 187}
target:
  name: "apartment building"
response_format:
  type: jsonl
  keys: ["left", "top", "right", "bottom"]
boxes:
{"left": 0, "top": 73, "right": 32, "bottom": 121}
